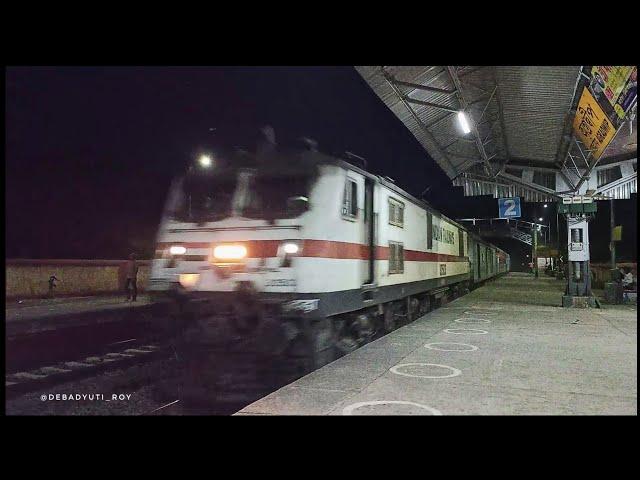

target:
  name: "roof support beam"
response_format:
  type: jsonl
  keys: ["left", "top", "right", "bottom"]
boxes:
{"left": 559, "top": 168, "right": 577, "bottom": 190}
{"left": 425, "top": 111, "right": 456, "bottom": 129}
{"left": 567, "top": 152, "right": 582, "bottom": 177}
{"left": 404, "top": 97, "right": 459, "bottom": 113}
{"left": 552, "top": 66, "right": 587, "bottom": 171}
{"left": 504, "top": 163, "right": 566, "bottom": 174}
{"left": 458, "top": 66, "right": 485, "bottom": 78}
{"left": 456, "top": 158, "right": 484, "bottom": 173}
{"left": 389, "top": 78, "right": 456, "bottom": 95}
{"left": 491, "top": 67, "right": 512, "bottom": 171}
{"left": 460, "top": 78, "right": 493, "bottom": 95}
{"left": 496, "top": 171, "right": 562, "bottom": 199}
{"left": 446, "top": 66, "right": 496, "bottom": 177}
{"left": 593, "top": 171, "right": 637, "bottom": 196}
{"left": 476, "top": 86, "right": 497, "bottom": 125}
{"left": 573, "top": 95, "right": 636, "bottom": 192}
{"left": 575, "top": 137, "right": 591, "bottom": 168}
{"left": 448, "top": 152, "right": 486, "bottom": 161}
{"left": 380, "top": 67, "right": 459, "bottom": 178}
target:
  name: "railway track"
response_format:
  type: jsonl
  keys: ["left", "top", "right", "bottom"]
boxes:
{"left": 5, "top": 342, "right": 169, "bottom": 398}
{"left": 7, "top": 286, "right": 476, "bottom": 414}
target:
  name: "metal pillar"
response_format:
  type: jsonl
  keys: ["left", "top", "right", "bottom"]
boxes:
{"left": 562, "top": 214, "right": 596, "bottom": 307}
{"left": 532, "top": 224, "right": 538, "bottom": 278}
{"left": 556, "top": 202, "right": 560, "bottom": 249}
{"left": 610, "top": 199, "right": 616, "bottom": 270}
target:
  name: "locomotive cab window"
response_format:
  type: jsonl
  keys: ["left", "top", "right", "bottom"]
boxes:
{"left": 389, "top": 241, "right": 404, "bottom": 274}
{"left": 388, "top": 197, "right": 404, "bottom": 227}
{"left": 342, "top": 178, "right": 358, "bottom": 218}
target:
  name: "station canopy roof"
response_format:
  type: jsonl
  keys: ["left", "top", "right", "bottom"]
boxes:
{"left": 356, "top": 66, "right": 637, "bottom": 202}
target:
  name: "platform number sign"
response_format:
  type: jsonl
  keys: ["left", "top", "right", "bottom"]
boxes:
{"left": 498, "top": 197, "right": 521, "bottom": 219}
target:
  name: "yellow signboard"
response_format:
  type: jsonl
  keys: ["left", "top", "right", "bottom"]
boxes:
{"left": 573, "top": 87, "right": 617, "bottom": 159}
{"left": 612, "top": 225, "right": 622, "bottom": 241}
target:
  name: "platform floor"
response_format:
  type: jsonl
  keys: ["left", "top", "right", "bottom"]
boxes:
{"left": 237, "top": 273, "right": 637, "bottom": 415}
{"left": 5, "top": 295, "right": 153, "bottom": 336}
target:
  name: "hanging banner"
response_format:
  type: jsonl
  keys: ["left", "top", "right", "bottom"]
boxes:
{"left": 589, "top": 66, "right": 637, "bottom": 125}
{"left": 613, "top": 68, "right": 637, "bottom": 119}
{"left": 573, "top": 87, "right": 617, "bottom": 160}
{"left": 590, "top": 67, "right": 634, "bottom": 106}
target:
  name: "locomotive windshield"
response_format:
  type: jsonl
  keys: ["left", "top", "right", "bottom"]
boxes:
{"left": 167, "top": 146, "right": 321, "bottom": 223}
{"left": 171, "top": 173, "right": 238, "bottom": 223}
{"left": 243, "top": 172, "right": 316, "bottom": 220}
{"left": 242, "top": 147, "right": 320, "bottom": 220}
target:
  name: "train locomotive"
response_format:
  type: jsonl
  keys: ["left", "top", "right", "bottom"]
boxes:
{"left": 149, "top": 134, "right": 509, "bottom": 369}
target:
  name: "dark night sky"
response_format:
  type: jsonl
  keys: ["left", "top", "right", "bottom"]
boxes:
{"left": 5, "top": 66, "right": 636, "bottom": 265}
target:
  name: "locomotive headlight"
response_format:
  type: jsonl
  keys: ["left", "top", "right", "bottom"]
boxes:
{"left": 214, "top": 244, "right": 247, "bottom": 260}
{"left": 170, "top": 245, "right": 187, "bottom": 255}
{"left": 280, "top": 241, "right": 301, "bottom": 267}
{"left": 179, "top": 273, "right": 200, "bottom": 288}
{"left": 283, "top": 242, "right": 299, "bottom": 255}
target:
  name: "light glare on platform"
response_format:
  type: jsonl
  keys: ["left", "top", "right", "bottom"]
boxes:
{"left": 214, "top": 244, "right": 247, "bottom": 260}
{"left": 198, "top": 155, "right": 212, "bottom": 168}
{"left": 457, "top": 111, "right": 471, "bottom": 134}
{"left": 169, "top": 245, "right": 186, "bottom": 255}
{"left": 179, "top": 273, "right": 200, "bottom": 288}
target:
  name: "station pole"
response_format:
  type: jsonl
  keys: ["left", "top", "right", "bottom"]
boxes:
{"left": 610, "top": 199, "right": 616, "bottom": 271}
{"left": 532, "top": 223, "right": 538, "bottom": 278}
{"left": 556, "top": 202, "right": 560, "bottom": 249}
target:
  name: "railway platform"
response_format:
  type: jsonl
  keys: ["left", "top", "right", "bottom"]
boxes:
{"left": 236, "top": 273, "right": 637, "bottom": 415}
{"left": 6, "top": 295, "right": 154, "bottom": 336}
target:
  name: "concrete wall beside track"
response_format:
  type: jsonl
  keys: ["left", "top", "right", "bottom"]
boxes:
{"left": 5, "top": 259, "right": 151, "bottom": 299}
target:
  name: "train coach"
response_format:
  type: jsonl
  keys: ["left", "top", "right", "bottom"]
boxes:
{"left": 148, "top": 142, "right": 509, "bottom": 366}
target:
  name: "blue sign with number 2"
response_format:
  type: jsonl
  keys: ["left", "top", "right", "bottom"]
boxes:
{"left": 498, "top": 197, "right": 521, "bottom": 218}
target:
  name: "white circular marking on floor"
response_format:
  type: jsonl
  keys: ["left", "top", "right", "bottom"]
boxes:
{"left": 342, "top": 400, "right": 442, "bottom": 416}
{"left": 424, "top": 342, "right": 479, "bottom": 352}
{"left": 455, "top": 317, "right": 492, "bottom": 324}
{"left": 443, "top": 328, "right": 488, "bottom": 335}
{"left": 389, "top": 363, "right": 462, "bottom": 379}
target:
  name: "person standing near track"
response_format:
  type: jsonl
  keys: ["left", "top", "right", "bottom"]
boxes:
{"left": 124, "top": 253, "right": 139, "bottom": 302}
{"left": 48, "top": 274, "right": 59, "bottom": 298}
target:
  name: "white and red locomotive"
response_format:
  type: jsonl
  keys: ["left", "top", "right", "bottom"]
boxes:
{"left": 149, "top": 141, "right": 509, "bottom": 365}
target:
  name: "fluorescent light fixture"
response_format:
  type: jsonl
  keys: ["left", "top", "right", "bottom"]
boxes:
{"left": 539, "top": 217, "right": 543, "bottom": 222}
{"left": 198, "top": 155, "right": 212, "bottom": 168}
{"left": 543, "top": 204, "right": 548, "bottom": 208}
{"left": 457, "top": 111, "right": 471, "bottom": 135}
{"left": 169, "top": 245, "right": 187, "bottom": 255}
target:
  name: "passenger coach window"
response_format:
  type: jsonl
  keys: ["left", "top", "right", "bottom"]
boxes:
{"left": 389, "top": 242, "right": 404, "bottom": 274}
{"left": 388, "top": 198, "right": 404, "bottom": 227}
{"left": 427, "top": 212, "right": 433, "bottom": 249}
{"left": 342, "top": 178, "right": 358, "bottom": 218}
